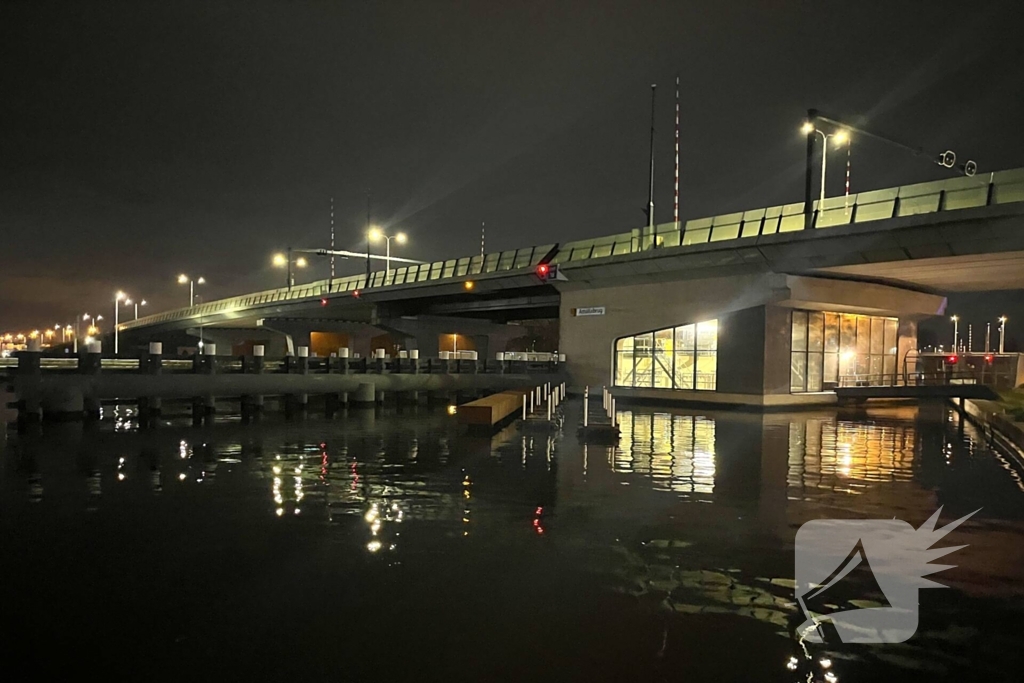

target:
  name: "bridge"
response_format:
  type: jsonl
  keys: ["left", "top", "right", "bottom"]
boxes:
{"left": 114, "top": 167, "right": 1024, "bottom": 407}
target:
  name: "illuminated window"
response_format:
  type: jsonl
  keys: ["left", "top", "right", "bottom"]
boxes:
{"left": 613, "top": 320, "right": 718, "bottom": 391}
{"left": 790, "top": 311, "right": 898, "bottom": 392}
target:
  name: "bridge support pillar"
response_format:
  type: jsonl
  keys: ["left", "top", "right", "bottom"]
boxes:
{"left": 352, "top": 382, "right": 375, "bottom": 407}
{"left": 241, "top": 345, "right": 265, "bottom": 423}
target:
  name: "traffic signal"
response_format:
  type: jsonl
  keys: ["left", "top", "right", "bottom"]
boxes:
{"left": 946, "top": 355, "right": 958, "bottom": 364}
{"left": 536, "top": 263, "right": 558, "bottom": 282}
{"left": 320, "top": 297, "right": 329, "bottom": 307}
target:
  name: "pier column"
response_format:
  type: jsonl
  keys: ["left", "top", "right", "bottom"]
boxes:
{"left": 352, "top": 382, "right": 375, "bottom": 407}
{"left": 241, "top": 344, "right": 265, "bottom": 421}
{"left": 80, "top": 341, "right": 103, "bottom": 419}
{"left": 139, "top": 342, "right": 164, "bottom": 421}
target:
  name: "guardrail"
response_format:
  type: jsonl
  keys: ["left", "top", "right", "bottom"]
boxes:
{"left": 119, "top": 243, "right": 556, "bottom": 330}
{"left": 838, "top": 371, "right": 982, "bottom": 388}
{"left": 118, "top": 167, "right": 1024, "bottom": 330}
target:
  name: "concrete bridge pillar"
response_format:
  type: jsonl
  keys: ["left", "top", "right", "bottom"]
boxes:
{"left": 352, "top": 382, "right": 376, "bottom": 407}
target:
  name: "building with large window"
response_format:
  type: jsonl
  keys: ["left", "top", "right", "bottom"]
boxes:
{"left": 561, "top": 272, "right": 945, "bottom": 407}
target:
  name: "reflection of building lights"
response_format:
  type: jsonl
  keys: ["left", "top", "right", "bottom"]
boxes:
{"left": 276, "top": 508, "right": 284, "bottom": 517}
{"left": 786, "top": 657, "right": 799, "bottom": 671}
{"left": 367, "top": 540, "right": 382, "bottom": 553}
{"left": 273, "top": 465, "right": 281, "bottom": 475}
{"left": 178, "top": 473, "right": 186, "bottom": 481}
{"left": 820, "top": 659, "right": 832, "bottom": 669}
{"left": 117, "top": 472, "right": 125, "bottom": 481}
{"left": 824, "top": 673, "right": 837, "bottom": 683}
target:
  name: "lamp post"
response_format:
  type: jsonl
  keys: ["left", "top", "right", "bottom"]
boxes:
{"left": 802, "top": 122, "right": 849, "bottom": 206}
{"left": 951, "top": 315, "right": 959, "bottom": 353}
{"left": 999, "top": 316, "right": 1008, "bottom": 354}
{"left": 367, "top": 228, "right": 407, "bottom": 280}
{"left": 132, "top": 299, "right": 146, "bottom": 320}
{"left": 178, "top": 274, "right": 206, "bottom": 307}
{"left": 273, "top": 249, "right": 308, "bottom": 289}
{"left": 114, "top": 291, "right": 127, "bottom": 354}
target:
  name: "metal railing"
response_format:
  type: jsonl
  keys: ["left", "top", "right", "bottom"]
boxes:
{"left": 838, "top": 370, "right": 982, "bottom": 388}
{"left": 118, "top": 167, "right": 1024, "bottom": 330}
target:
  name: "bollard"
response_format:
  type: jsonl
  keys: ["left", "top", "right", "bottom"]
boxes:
{"left": 409, "top": 349, "right": 420, "bottom": 374}
{"left": 585, "top": 385, "right": 592, "bottom": 424}
{"left": 522, "top": 394, "right": 527, "bottom": 420}
{"left": 546, "top": 397, "right": 551, "bottom": 421}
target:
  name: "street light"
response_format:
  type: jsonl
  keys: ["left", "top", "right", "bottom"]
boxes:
{"left": 367, "top": 227, "right": 407, "bottom": 279}
{"left": 999, "top": 316, "right": 1008, "bottom": 354}
{"left": 178, "top": 274, "right": 206, "bottom": 307}
{"left": 114, "top": 291, "right": 128, "bottom": 354}
{"left": 127, "top": 299, "right": 147, "bottom": 320}
{"left": 272, "top": 248, "right": 308, "bottom": 289}
{"left": 802, "top": 122, "right": 849, "bottom": 205}
{"left": 951, "top": 315, "right": 959, "bottom": 352}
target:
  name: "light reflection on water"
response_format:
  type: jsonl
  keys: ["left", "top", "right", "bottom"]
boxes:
{"left": 3, "top": 401, "right": 1024, "bottom": 681}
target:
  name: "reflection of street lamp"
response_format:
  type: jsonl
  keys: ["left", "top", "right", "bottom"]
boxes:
{"left": 273, "top": 248, "right": 308, "bottom": 289}
{"left": 367, "top": 227, "right": 407, "bottom": 279}
{"left": 802, "top": 122, "right": 849, "bottom": 205}
{"left": 178, "top": 274, "right": 206, "bottom": 307}
{"left": 999, "top": 316, "right": 1008, "bottom": 354}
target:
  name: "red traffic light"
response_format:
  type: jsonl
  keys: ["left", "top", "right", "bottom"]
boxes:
{"left": 985, "top": 354, "right": 994, "bottom": 363}
{"left": 946, "top": 355, "right": 958, "bottom": 364}
{"left": 536, "top": 264, "right": 549, "bottom": 277}
{"left": 320, "top": 297, "right": 328, "bottom": 307}
{"left": 352, "top": 290, "right": 360, "bottom": 298}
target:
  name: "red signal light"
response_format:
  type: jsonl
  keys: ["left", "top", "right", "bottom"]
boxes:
{"left": 320, "top": 297, "right": 328, "bottom": 307}
{"left": 985, "top": 354, "right": 994, "bottom": 363}
{"left": 352, "top": 290, "right": 360, "bottom": 298}
{"left": 536, "top": 264, "right": 549, "bottom": 277}
{"left": 946, "top": 355, "right": 958, "bottom": 364}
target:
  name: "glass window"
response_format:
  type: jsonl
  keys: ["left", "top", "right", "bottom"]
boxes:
{"left": 634, "top": 333, "right": 653, "bottom": 388}
{"left": 791, "top": 353, "right": 807, "bottom": 392}
{"left": 675, "top": 324, "right": 695, "bottom": 351}
{"left": 824, "top": 313, "right": 840, "bottom": 352}
{"left": 792, "top": 310, "right": 899, "bottom": 391}
{"left": 792, "top": 311, "right": 807, "bottom": 351}
{"left": 808, "top": 312, "right": 824, "bottom": 352}
{"left": 613, "top": 320, "right": 717, "bottom": 392}
{"left": 654, "top": 329, "right": 673, "bottom": 388}
{"left": 807, "top": 352, "right": 823, "bottom": 391}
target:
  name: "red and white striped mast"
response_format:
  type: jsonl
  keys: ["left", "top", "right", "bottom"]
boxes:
{"left": 674, "top": 73, "right": 680, "bottom": 228}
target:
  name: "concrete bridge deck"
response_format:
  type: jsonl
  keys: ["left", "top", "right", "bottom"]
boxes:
{"left": 116, "top": 168, "right": 1024, "bottom": 337}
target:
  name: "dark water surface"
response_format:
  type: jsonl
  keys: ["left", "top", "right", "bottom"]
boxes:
{"left": 3, "top": 402, "right": 1024, "bottom": 681}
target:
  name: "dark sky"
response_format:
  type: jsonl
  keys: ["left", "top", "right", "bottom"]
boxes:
{"left": 2, "top": 0, "right": 1022, "bottom": 336}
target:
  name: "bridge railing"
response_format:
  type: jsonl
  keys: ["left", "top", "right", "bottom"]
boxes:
{"left": 838, "top": 370, "right": 983, "bottom": 388}
{"left": 551, "top": 168, "right": 1024, "bottom": 265}
{"left": 120, "top": 167, "right": 1024, "bottom": 330}
{"left": 119, "top": 243, "right": 555, "bottom": 330}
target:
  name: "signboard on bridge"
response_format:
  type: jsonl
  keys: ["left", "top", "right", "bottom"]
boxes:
{"left": 573, "top": 307, "right": 605, "bottom": 317}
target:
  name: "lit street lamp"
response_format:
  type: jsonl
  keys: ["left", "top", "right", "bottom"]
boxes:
{"left": 114, "top": 291, "right": 131, "bottom": 354}
{"left": 273, "top": 248, "right": 308, "bottom": 289}
{"left": 802, "top": 122, "right": 849, "bottom": 205}
{"left": 126, "top": 298, "right": 147, "bottom": 320}
{"left": 950, "top": 315, "right": 959, "bottom": 352}
{"left": 178, "top": 274, "right": 206, "bottom": 307}
{"left": 75, "top": 313, "right": 102, "bottom": 353}
{"left": 999, "top": 316, "right": 1008, "bottom": 354}
{"left": 367, "top": 227, "right": 407, "bottom": 279}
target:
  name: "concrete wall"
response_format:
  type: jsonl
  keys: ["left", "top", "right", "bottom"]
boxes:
{"left": 716, "top": 307, "right": 767, "bottom": 395}
{"left": 560, "top": 271, "right": 939, "bottom": 404}
{"left": 559, "top": 272, "right": 786, "bottom": 390}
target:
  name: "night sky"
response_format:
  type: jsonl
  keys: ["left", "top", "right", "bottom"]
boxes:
{"left": 2, "top": 1, "right": 1022, "bottom": 341}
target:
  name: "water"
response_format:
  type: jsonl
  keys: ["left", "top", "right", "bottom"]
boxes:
{"left": 3, "top": 402, "right": 1024, "bottom": 681}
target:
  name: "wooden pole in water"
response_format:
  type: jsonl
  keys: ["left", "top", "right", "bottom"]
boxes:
{"left": 522, "top": 394, "right": 527, "bottom": 420}
{"left": 583, "top": 386, "right": 589, "bottom": 427}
